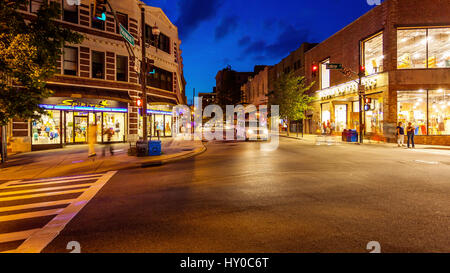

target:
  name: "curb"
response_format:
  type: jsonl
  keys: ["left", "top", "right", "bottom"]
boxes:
{"left": 140, "top": 143, "right": 207, "bottom": 168}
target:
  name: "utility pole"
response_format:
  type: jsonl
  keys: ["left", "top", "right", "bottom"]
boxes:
{"left": 358, "top": 73, "right": 364, "bottom": 144}
{"left": 1, "top": 126, "right": 7, "bottom": 166}
{"left": 141, "top": 6, "right": 148, "bottom": 142}
{"left": 192, "top": 88, "right": 195, "bottom": 134}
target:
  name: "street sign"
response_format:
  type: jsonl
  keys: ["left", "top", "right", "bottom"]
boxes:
{"left": 119, "top": 24, "right": 135, "bottom": 46}
{"left": 358, "top": 85, "right": 365, "bottom": 95}
{"left": 326, "top": 63, "right": 343, "bottom": 70}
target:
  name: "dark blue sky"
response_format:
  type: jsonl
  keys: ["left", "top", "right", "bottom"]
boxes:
{"left": 143, "top": 0, "right": 383, "bottom": 103}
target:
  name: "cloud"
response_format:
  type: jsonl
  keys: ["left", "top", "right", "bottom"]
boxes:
{"left": 175, "top": 0, "right": 224, "bottom": 39}
{"left": 215, "top": 16, "right": 239, "bottom": 41}
{"left": 240, "top": 24, "right": 309, "bottom": 60}
{"left": 238, "top": 35, "right": 251, "bottom": 46}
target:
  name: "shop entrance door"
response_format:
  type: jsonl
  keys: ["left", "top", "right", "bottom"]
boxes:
{"left": 335, "top": 105, "right": 347, "bottom": 132}
{"left": 74, "top": 116, "right": 88, "bottom": 143}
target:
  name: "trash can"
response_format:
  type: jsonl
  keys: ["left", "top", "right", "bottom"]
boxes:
{"left": 148, "top": 140, "right": 161, "bottom": 156}
{"left": 136, "top": 140, "right": 149, "bottom": 157}
{"left": 342, "top": 129, "right": 348, "bottom": 142}
{"left": 348, "top": 130, "right": 358, "bottom": 142}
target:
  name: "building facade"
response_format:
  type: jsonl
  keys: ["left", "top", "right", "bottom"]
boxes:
{"left": 241, "top": 66, "right": 271, "bottom": 106}
{"left": 304, "top": 0, "right": 450, "bottom": 145}
{"left": 9, "top": 0, "right": 186, "bottom": 153}
{"left": 215, "top": 66, "right": 255, "bottom": 106}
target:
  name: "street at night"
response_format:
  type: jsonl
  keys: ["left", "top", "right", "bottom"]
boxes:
{"left": 20, "top": 138, "right": 445, "bottom": 253}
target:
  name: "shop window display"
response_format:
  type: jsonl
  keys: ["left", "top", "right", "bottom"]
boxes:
{"left": 153, "top": 115, "right": 165, "bottom": 137}
{"left": 397, "top": 91, "right": 427, "bottom": 135}
{"left": 165, "top": 116, "right": 172, "bottom": 136}
{"left": 32, "top": 110, "right": 61, "bottom": 145}
{"left": 365, "top": 96, "right": 384, "bottom": 134}
{"left": 428, "top": 90, "right": 449, "bottom": 135}
{"left": 334, "top": 105, "right": 347, "bottom": 132}
{"left": 397, "top": 28, "right": 450, "bottom": 69}
{"left": 102, "top": 112, "right": 125, "bottom": 142}
{"left": 363, "top": 33, "right": 383, "bottom": 75}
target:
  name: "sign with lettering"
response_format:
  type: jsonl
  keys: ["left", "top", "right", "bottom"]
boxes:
{"left": 120, "top": 24, "right": 135, "bottom": 46}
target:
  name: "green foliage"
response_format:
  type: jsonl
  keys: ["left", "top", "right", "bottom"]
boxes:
{"left": 0, "top": 0, "right": 83, "bottom": 125}
{"left": 269, "top": 72, "right": 314, "bottom": 122}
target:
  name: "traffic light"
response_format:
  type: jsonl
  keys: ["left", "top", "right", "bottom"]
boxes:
{"left": 365, "top": 98, "right": 372, "bottom": 104}
{"left": 93, "top": 0, "right": 107, "bottom": 21}
{"left": 312, "top": 64, "right": 318, "bottom": 78}
{"left": 136, "top": 99, "right": 143, "bottom": 107}
{"left": 359, "top": 65, "right": 366, "bottom": 77}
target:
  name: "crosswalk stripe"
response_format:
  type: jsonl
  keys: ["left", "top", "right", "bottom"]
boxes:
{"left": 0, "top": 208, "right": 63, "bottom": 222}
{"left": 7, "top": 173, "right": 103, "bottom": 185}
{"left": 0, "top": 183, "right": 94, "bottom": 197}
{"left": 0, "top": 229, "right": 41, "bottom": 244}
{"left": 0, "top": 188, "right": 86, "bottom": 202}
{"left": 6, "top": 177, "right": 98, "bottom": 188}
{"left": 0, "top": 199, "right": 74, "bottom": 213}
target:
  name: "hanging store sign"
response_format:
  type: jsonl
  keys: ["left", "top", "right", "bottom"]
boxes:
{"left": 318, "top": 74, "right": 380, "bottom": 99}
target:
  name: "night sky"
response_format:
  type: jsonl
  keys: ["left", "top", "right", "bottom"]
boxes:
{"left": 143, "top": 0, "right": 384, "bottom": 103}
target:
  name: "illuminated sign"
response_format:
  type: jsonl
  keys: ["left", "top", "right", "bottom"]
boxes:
{"left": 59, "top": 99, "right": 110, "bottom": 108}
{"left": 318, "top": 74, "right": 380, "bottom": 99}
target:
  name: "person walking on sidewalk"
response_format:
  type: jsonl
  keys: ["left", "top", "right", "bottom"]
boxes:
{"left": 88, "top": 124, "right": 97, "bottom": 157}
{"left": 406, "top": 122, "right": 415, "bottom": 148}
{"left": 102, "top": 128, "right": 114, "bottom": 156}
{"left": 396, "top": 122, "right": 405, "bottom": 147}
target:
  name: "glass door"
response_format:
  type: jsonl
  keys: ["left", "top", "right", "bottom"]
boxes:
{"left": 74, "top": 116, "right": 88, "bottom": 143}
{"left": 335, "top": 105, "right": 347, "bottom": 132}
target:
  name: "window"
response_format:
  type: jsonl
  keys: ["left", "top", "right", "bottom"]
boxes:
{"left": 91, "top": 51, "right": 105, "bottom": 79}
{"left": 397, "top": 90, "right": 427, "bottom": 135}
{"left": 62, "top": 0, "right": 78, "bottom": 24}
{"left": 363, "top": 33, "right": 384, "bottom": 75}
{"left": 116, "top": 12, "right": 128, "bottom": 34}
{"left": 320, "top": 59, "right": 330, "bottom": 89}
{"left": 32, "top": 110, "right": 61, "bottom": 145}
{"left": 116, "top": 55, "right": 127, "bottom": 82}
{"left": 30, "top": 0, "right": 43, "bottom": 13}
{"left": 158, "top": 33, "right": 171, "bottom": 54}
{"left": 428, "top": 90, "right": 449, "bottom": 135}
{"left": 428, "top": 29, "right": 450, "bottom": 68}
{"left": 91, "top": 5, "right": 105, "bottom": 30}
{"left": 147, "top": 67, "right": 173, "bottom": 91}
{"left": 397, "top": 28, "right": 450, "bottom": 69}
{"left": 145, "top": 27, "right": 171, "bottom": 54}
{"left": 63, "top": 46, "right": 77, "bottom": 76}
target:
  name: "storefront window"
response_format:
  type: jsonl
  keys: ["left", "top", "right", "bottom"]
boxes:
{"left": 103, "top": 112, "right": 125, "bottom": 142}
{"left": 32, "top": 110, "right": 61, "bottom": 145}
{"left": 165, "top": 116, "right": 172, "bottom": 136}
{"left": 397, "top": 91, "right": 427, "bottom": 135}
{"left": 365, "top": 95, "right": 384, "bottom": 134}
{"left": 153, "top": 115, "right": 164, "bottom": 137}
{"left": 428, "top": 90, "right": 449, "bottom": 135}
{"left": 428, "top": 29, "right": 450, "bottom": 68}
{"left": 363, "top": 33, "right": 383, "bottom": 75}
{"left": 321, "top": 103, "right": 331, "bottom": 127}
{"left": 397, "top": 29, "right": 427, "bottom": 69}
{"left": 398, "top": 28, "right": 450, "bottom": 69}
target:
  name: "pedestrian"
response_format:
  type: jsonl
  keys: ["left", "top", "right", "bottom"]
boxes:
{"left": 396, "top": 122, "right": 405, "bottom": 147}
{"left": 88, "top": 124, "right": 97, "bottom": 157}
{"left": 406, "top": 122, "right": 415, "bottom": 148}
{"left": 322, "top": 122, "right": 327, "bottom": 135}
{"left": 102, "top": 128, "right": 114, "bottom": 156}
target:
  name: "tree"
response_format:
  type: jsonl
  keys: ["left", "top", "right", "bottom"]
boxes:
{"left": 0, "top": 0, "right": 83, "bottom": 126}
{"left": 269, "top": 72, "right": 314, "bottom": 136}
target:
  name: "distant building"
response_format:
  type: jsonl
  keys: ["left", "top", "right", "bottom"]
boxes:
{"left": 198, "top": 92, "right": 217, "bottom": 110}
{"left": 215, "top": 66, "right": 255, "bottom": 106}
{"left": 241, "top": 66, "right": 272, "bottom": 106}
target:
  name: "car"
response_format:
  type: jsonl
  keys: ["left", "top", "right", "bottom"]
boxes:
{"left": 236, "top": 121, "right": 269, "bottom": 141}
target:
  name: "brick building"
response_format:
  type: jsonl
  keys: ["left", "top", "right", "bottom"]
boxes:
{"left": 8, "top": 0, "right": 186, "bottom": 153}
{"left": 304, "top": 0, "right": 450, "bottom": 145}
{"left": 241, "top": 66, "right": 272, "bottom": 106}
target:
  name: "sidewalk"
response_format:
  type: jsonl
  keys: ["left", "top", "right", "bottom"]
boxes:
{"left": 279, "top": 132, "right": 450, "bottom": 150}
{"left": 0, "top": 137, "right": 206, "bottom": 181}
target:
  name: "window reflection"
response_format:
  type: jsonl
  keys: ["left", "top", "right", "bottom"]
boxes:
{"left": 397, "top": 90, "right": 427, "bottom": 135}
{"left": 428, "top": 29, "right": 450, "bottom": 68}
{"left": 428, "top": 90, "right": 449, "bottom": 135}
{"left": 397, "top": 29, "right": 427, "bottom": 69}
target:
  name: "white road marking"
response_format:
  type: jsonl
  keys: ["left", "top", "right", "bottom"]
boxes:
{"left": 414, "top": 160, "right": 440, "bottom": 165}
{"left": 0, "top": 208, "right": 64, "bottom": 222}
{"left": 0, "top": 183, "right": 94, "bottom": 197}
{"left": 0, "top": 229, "right": 41, "bottom": 244}
{"left": 0, "top": 199, "right": 74, "bottom": 213}
{"left": 6, "top": 177, "right": 98, "bottom": 188}
{"left": 0, "top": 188, "right": 87, "bottom": 202}
{"left": 5, "top": 173, "right": 102, "bottom": 186}
{"left": 13, "top": 171, "right": 117, "bottom": 253}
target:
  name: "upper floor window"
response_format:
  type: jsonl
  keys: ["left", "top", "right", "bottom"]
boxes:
{"left": 145, "top": 26, "right": 171, "bottom": 54}
{"left": 320, "top": 59, "right": 330, "bottom": 89}
{"left": 362, "top": 32, "right": 383, "bottom": 75}
{"left": 91, "top": 5, "right": 105, "bottom": 31}
{"left": 397, "top": 27, "right": 450, "bottom": 69}
{"left": 147, "top": 67, "right": 173, "bottom": 91}
{"left": 92, "top": 51, "right": 105, "bottom": 79}
{"left": 30, "top": 0, "right": 43, "bottom": 13}
{"left": 116, "top": 55, "right": 128, "bottom": 82}
{"left": 116, "top": 12, "right": 128, "bottom": 34}
{"left": 62, "top": 0, "right": 78, "bottom": 24}
{"left": 63, "top": 46, "right": 78, "bottom": 76}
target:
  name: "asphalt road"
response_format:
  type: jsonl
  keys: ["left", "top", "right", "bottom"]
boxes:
{"left": 43, "top": 137, "right": 450, "bottom": 253}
